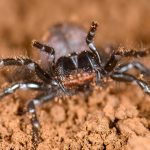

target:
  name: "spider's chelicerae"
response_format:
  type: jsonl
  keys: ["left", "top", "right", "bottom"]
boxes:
{"left": 0, "top": 21, "right": 150, "bottom": 147}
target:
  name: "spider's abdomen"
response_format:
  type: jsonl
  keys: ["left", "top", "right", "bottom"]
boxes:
{"left": 41, "top": 23, "right": 90, "bottom": 62}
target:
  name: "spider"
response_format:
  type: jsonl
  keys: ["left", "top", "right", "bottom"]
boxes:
{"left": 0, "top": 21, "right": 150, "bottom": 147}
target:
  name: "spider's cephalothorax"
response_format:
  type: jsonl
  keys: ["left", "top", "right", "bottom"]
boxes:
{"left": 0, "top": 21, "right": 150, "bottom": 148}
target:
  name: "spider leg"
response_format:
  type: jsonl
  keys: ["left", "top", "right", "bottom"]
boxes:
{"left": 104, "top": 48, "right": 150, "bottom": 72}
{"left": 87, "top": 54, "right": 102, "bottom": 84}
{"left": 55, "top": 79, "right": 72, "bottom": 95}
{"left": 32, "top": 40, "right": 55, "bottom": 63}
{"left": 32, "top": 42, "right": 68, "bottom": 94}
{"left": 115, "top": 61, "right": 150, "bottom": 75}
{"left": 86, "top": 21, "right": 102, "bottom": 65}
{"left": 115, "top": 48, "right": 150, "bottom": 57}
{"left": 27, "top": 91, "right": 56, "bottom": 147}
{"left": 0, "top": 58, "right": 51, "bottom": 82}
{"left": 0, "top": 82, "right": 46, "bottom": 98}
{"left": 104, "top": 49, "right": 150, "bottom": 72}
{"left": 32, "top": 40, "right": 55, "bottom": 55}
{"left": 111, "top": 72, "right": 150, "bottom": 95}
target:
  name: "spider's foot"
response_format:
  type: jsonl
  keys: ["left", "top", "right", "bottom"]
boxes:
{"left": 91, "top": 21, "right": 98, "bottom": 32}
{"left": 32, "top": 128, "right": 43, "bottom": 150}
{"left": 0, "top": 92, "right": 7, "bottom": 99}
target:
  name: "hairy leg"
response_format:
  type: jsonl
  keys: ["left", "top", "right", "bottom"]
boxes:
{"left": 32, "top": 40, "right": 55, "bottom": 63}
{"left": 86, "top": 21, "right": 102, "bottom": 65}
{"left": 111, "top": 72, "right": 150, "bottom": 95}
{"left": 0, "top": 58, "right": 51, "bottom": 82}
{"left": 104, "top": 48, "right": 150, "bottom": 72}
{"left": 87, "top": 54, "right": 102, "bottom": 84}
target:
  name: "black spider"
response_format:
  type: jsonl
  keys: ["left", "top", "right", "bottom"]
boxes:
{"left": 0, "top": 21, "right": 150, "bottom": 148}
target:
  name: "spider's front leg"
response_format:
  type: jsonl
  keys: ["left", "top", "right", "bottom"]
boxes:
{"left": 32, "top": 40, "right": 55, "bottom": 64}
{"left": 86, "top": 21, "right": 102, "bottom": 65}
{"left": 27, "top": 90, "right": 57, "bottom": 148}
{"left": 86, "top": 21, "right": 103, "bottom": 84}
{"left": 0, "top": 58, "right": 51, "bottom": 82}
{"left": 32, "top": 40, "right": 55, "bottom": 55}
{"left": 111, "top": 72, "right": 150, "bottom": 95}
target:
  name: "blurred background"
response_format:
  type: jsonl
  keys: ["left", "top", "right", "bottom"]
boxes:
{"left": 0, "top": 0, "right": 150, "bottom": 57}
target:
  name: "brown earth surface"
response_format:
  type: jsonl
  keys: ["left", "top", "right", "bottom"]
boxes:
{"left": 0, "top": 0, "right": 150, "bottom": 150}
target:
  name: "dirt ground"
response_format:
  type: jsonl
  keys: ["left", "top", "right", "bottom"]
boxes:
{"left": 0, "top": 0, "right": 150, "bottom": 150}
